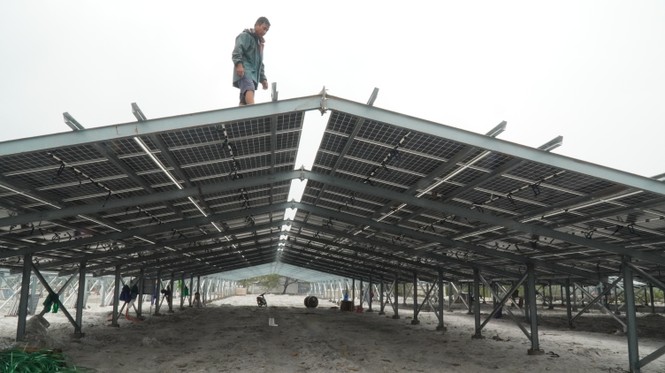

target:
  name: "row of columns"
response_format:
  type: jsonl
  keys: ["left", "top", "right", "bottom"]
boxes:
{"left": 11, "top": 254, "right": 238, "bottom": 342}
{"left": 311, "top": 258, "right": 660, "bottom": 372}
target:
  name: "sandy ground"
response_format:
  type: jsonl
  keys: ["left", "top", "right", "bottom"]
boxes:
{"left": 1, "top": 294, "right": 665, "bottom": 372}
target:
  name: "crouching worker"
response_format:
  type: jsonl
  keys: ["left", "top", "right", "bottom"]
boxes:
{"left": 193, "top": 291, "right": 202, "bottom": 308}
{"left": 126, "top": 283, "right": 140, "bottom": 320}
{"left": 161, "top": 286, "right": 173, "bottom": 312}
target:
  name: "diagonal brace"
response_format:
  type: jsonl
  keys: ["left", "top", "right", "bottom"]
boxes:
{"left": 31, "top": 264, "right": 80, "bottom": 331}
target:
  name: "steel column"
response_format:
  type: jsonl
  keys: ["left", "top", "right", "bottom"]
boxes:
{"left": 367, "top": 275, "right": 374, "bottom": 312}
{"left": 74, "top": 259, "right": 86, "bottom": 337}
{"left": 359, "top": 279, "right": 364, "bottom": 308}
{"left": 472, "top": 268, "right": 483, "bottom": 339}
{"left": 379, "top": 280, "right": 385, "bottom": 315}
{"left": 154, "top": 269, "right": 162, "bottom": 315}
{"left": 411, "top": 271, "right": 419, "bottom": 325}
{"left": 527, "top": 263, "right": 543, "bottom": 355}
{"left": 168, "top": 272, "right": 174, "bottom": 312}
{"left": 392, "top": 274, "right": 400, "bottom": 319}
{"left": 111, "top": 265, "right": 121, "bottom": 327}
{"left": 137, "top": 268, "right": 144, "bottom": 317}
{"left": 16, "top": 253, "right": 32, "bottom": 341}
{"left": 403, "top": 283, "right": 407, "bottom": 306}
{"left": 565, "top": 278, "right": 573, "bottom": 328}
{"left": 437, "top": 269, "right": 445, "bottom": 331}
{"left": 352, "top": 278, "right": 356, "bottom": 304}
{"left": 180, "top": 273, "right": 185, "bottom": 310}
{"left": 622, "top": 258, "right": 640, "bottom": 372}
{"left": 100, "top": 279, "right": 107, "bottom": 307}
{"left": 189, "top": 274, "right": 194, "bottom": 307}
{"left": 467, "top": 281, "right": 473, "bottom": 314}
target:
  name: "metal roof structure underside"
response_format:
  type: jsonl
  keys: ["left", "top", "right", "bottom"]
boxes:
{"left": 1, "top": 92, "right": 665, "bottom": 285}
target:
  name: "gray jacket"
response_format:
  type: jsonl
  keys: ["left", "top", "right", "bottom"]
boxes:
{"left": 232, "top": 29, "right": 266, "bottom": 87}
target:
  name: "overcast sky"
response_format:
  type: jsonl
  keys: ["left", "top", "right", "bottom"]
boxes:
{"left": 1, "top": 1, "right": 664, "bottom": 177}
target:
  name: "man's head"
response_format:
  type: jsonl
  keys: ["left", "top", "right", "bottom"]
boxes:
{"left": 254, "top": 16, "right": 270, "bottom": 37}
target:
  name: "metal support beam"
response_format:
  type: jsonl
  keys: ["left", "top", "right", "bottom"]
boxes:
{"left": 297, "top": 174, "right": 665, "bottom": 268}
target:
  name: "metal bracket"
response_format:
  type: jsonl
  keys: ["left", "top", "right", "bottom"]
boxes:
{"left": 367, "top": 87, "right": 379, "bottom": 106}
{"left": 319, "top": 86, "right": 328, "bottom": 115}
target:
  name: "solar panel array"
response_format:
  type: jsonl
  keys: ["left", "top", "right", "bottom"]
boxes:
{"left": 1, "top": 94, "right": 664, "bottom": 286}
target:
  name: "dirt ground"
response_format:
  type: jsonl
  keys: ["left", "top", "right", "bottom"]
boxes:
{"left": 1, "top": 294, "right": 665, "bottom": 372}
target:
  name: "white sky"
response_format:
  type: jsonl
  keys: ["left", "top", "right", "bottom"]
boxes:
{"left": 1, "top": 1, "right": 664, "bottom": 177}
